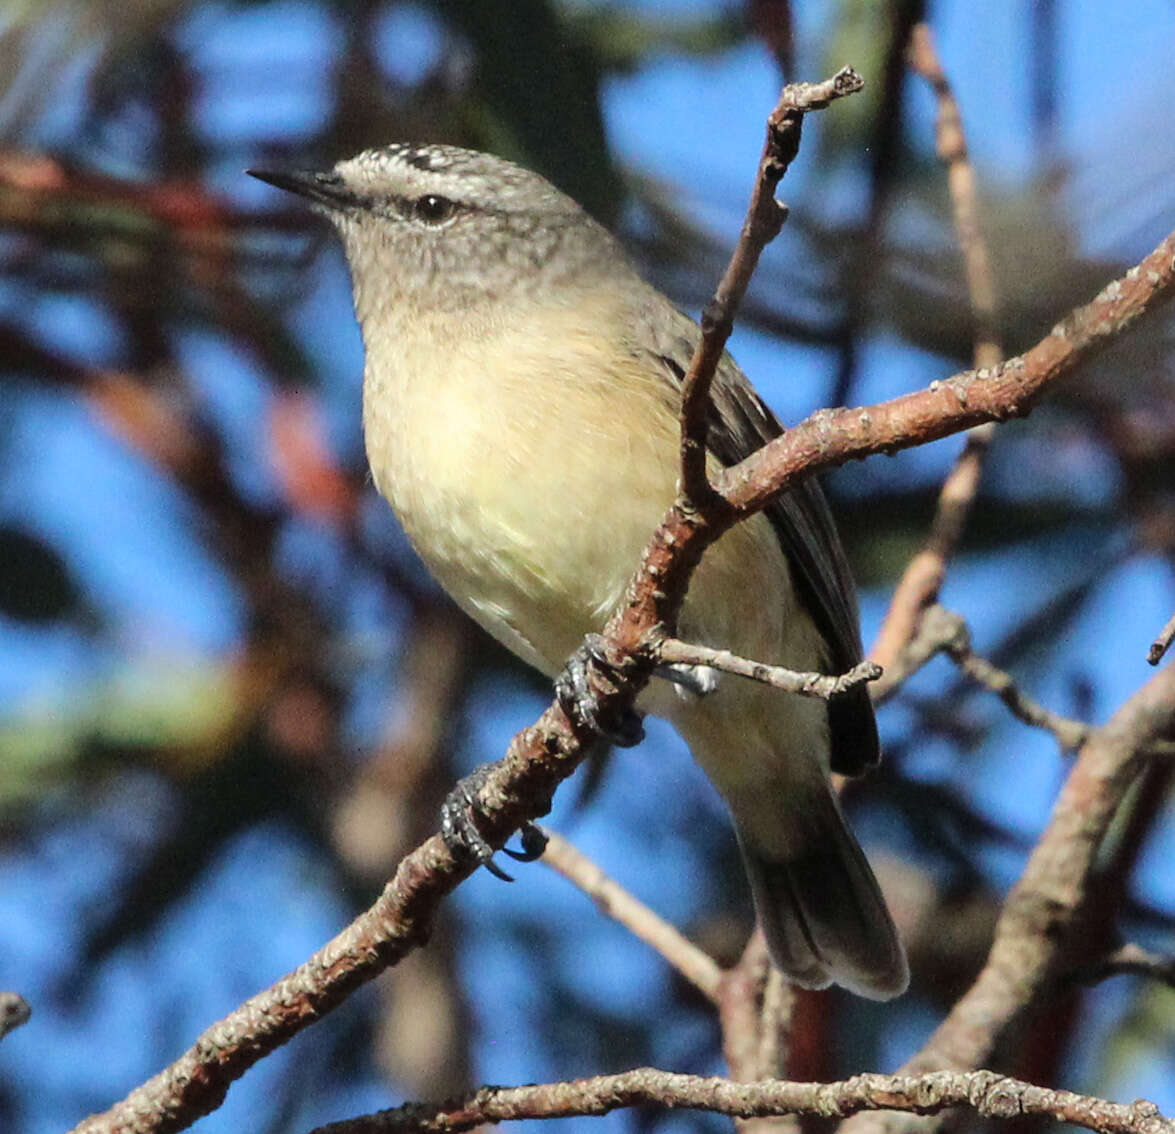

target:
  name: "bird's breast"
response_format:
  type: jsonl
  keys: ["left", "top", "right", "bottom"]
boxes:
{"left": 360, "top": 300, "right": 684, "bottom": 672}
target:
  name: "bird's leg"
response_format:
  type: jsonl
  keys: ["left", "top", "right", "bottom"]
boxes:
{"left": 440, "top": 765, "right": 547, "bottom": 882}
{"left": 555, "top": 634, "right": 646, "bottom": 748}
{"left": 656, "top": 662, "right": 720, "bottom": 699}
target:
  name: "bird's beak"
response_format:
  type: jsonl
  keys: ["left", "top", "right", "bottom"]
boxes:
{"left": 246, "top": 168, "right": 357, "bottom": 210}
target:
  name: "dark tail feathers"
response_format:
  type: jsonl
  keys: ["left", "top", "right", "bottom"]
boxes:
{"left": 738, "top": 791, "right": 908, "bottom": 1000}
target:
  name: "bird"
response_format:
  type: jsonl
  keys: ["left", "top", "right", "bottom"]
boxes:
{"left": 248, "top": 144, "right": 908, "bottom": 999}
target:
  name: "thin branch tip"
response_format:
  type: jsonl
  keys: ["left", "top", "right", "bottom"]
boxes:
{"left": 781, "top": 66, "right": 865, "bottom": 111}
{"left": 1147, "top": 611, "right": 1175, "bottom": 665}
{"left": 1068, "top": 944, "right": 1175, "bottom": 990}
{"left": 833, "top": 65, "right": 866, "bottom": 95}
{"left": 656, "top": 638, "right": 880, "bottom": 700}
{"left": 884, "top": 606, "right": 1090, "bottom": 751}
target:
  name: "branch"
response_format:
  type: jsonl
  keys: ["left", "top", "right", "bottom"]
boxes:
{"left": 843, "top": 648, "right": 1175, "bottom": 1134}
{"left": 713, "top": 226, "right": 1175, "bottom": 525}
{"left": 678, "top": 66, "right": 864, "bottom": 505}
{"left": 306, "top": 1069, "right": 1174, "bottom": 1134}
{"left": 868, "top": 418, "right": 994, "bottom": 674}
{"left": 869, "top": 599, "right": 959, "bottom": 702}
{"left": 895, "top": 663, "right": 1175, "bottom": 1077}
{"left": 718, "top": 930, "right": 774, "bottom": 1080}
{"left": 536, "top": 834, "right": 797, "bottom": 1132}
{"left": 539, "top": 832, "right": 795, "bottom": 1089}
{"left": 731, "top": 971, "right": 801, "bottom": 1134}
{"left": 541, "top": 833, "right": 797, "bottom": 1131}
{"left": 539, "top": 830, "right": 723, "bottom": 1000}
{"left": 657, "top": 637, "right": 880, "bottom": 699}
{"left": 755, "top": 967, "right": 795, "bottom": 1082}
{"left": 871, "top": 23, "right": 1002, "bottom": 673}
{"left": 949, "top": 643, "right": 1089, "bottom": 752}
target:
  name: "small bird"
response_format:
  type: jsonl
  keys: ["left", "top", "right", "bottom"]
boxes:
{"left": 249, "top": 145, "right": 907, "bottom": 999}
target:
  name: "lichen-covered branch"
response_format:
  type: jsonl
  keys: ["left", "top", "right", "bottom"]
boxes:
{"left": 306, "top": 1068, "right": 1174, "bottom": 1134}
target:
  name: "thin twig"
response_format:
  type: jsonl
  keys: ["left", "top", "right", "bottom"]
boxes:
{"left": 538, "top": 829, "right": 790, "bottom": 1133}
{"left": 539, "top": 830, "right": 722, "bottom": 1001}
{"left": 869, "top": 599, "right": 959, "bottom": 702}
{"left": 926, "top": 606, "right": 1090, "bottom": 752}
{"left": 1147, "top": 611, "right": 1175, "bottom": 665}
{"left": 1067, "top": 943, "right": 1175, "bottom": 990}
{"left": 735, "top": 984, "right": 803, "bottom": 1134}
{"left": 678, "top": 66, "right": 864, "bottom": 506}
{"left": 307, "top": 1068, "right": 1175, "bottom": 1134}
{"left": 950, "top": 648, "right": 1089, "bottom": 752}
{"left": 715, "top": 930, "right": 800, "bottom": 1133}
{"left": 908, "top": 24, "right": 1002, "bottom": 367}
{"left": 720, "top": 933, "right": 799, "bottom": 1134}
{"left": 657, "top": 637, "right": 880, "bottom": 699}
{"left": 871, "top": 23, "right": 1002, "bottom": 675}
{"left": 869, "top": 421, "right": 995, "bottom": 673}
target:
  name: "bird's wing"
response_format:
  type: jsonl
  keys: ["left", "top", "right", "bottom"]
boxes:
{"left": 636, "top": 302, "right": 880, "bottom": 774}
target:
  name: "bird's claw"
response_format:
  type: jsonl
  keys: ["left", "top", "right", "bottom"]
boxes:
{"left": 555, "top": 634, "right": 646, "bottom": 747}
{"left": 503, "top": 822, "right": 548, "bottom": 863}
{"left": 440, "top": 765, "right": 547, "bottom": 882}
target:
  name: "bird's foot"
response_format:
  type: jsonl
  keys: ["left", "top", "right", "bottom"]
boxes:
{"left": 440, "top": 763, "right": 548, "bottom": 882}
{"left": 555, "top": 634, "right": 646, "bottom": 747}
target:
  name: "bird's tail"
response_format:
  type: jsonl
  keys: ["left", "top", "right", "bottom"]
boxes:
{"left": 734, "top": 785, "right": 908, "bottom": 1000}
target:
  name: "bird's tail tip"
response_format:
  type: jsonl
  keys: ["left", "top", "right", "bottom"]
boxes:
{"left": 738, "top": 794, "right": 908, "bottom": 1001}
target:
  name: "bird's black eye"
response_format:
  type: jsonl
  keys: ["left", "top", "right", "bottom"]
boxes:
{"left": 412, "top": 194, "right": 455, "bottom": 224}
